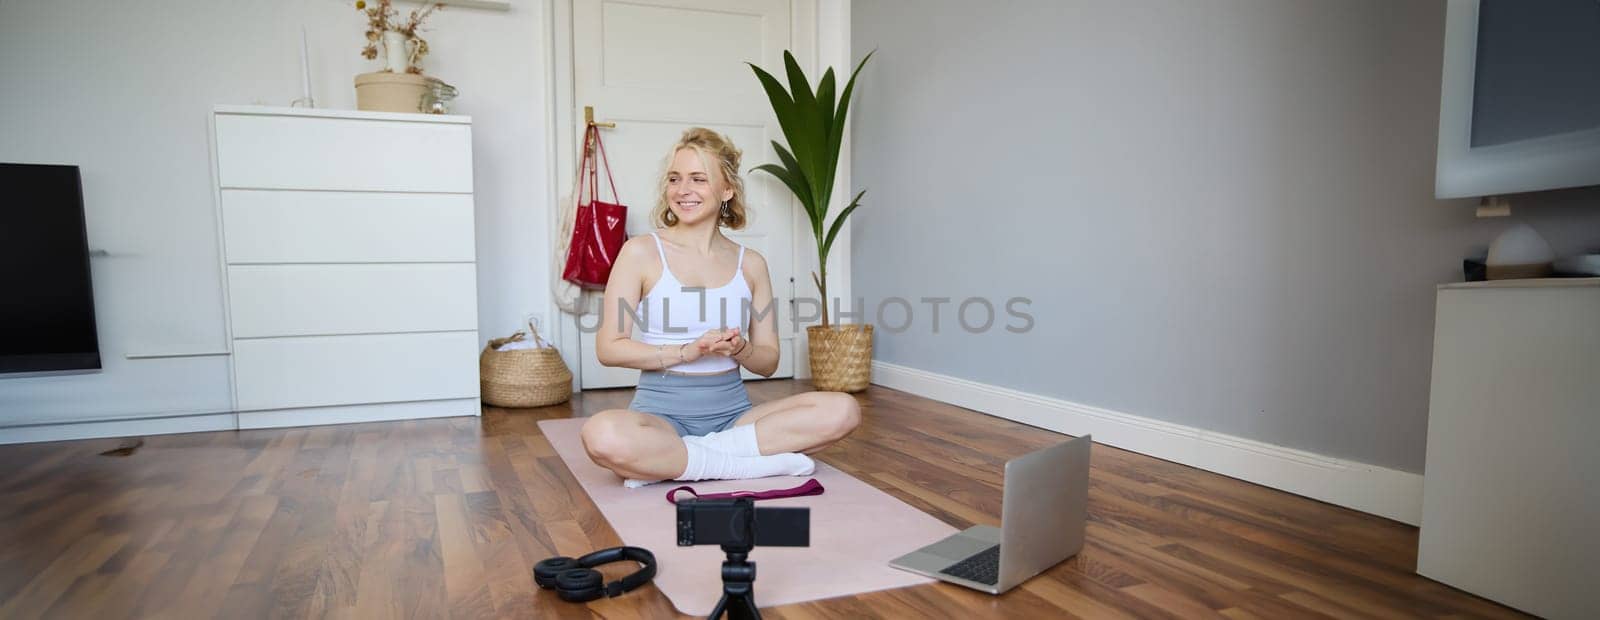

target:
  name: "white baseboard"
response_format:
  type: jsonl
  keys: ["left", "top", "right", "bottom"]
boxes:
{"left": 0, "top": 399, "right": 483, "bottom": 445}
{"left": 236, "top": 398, "right": 480, "bottom": 430}
{"left": 0, "top": 412, "right": 238, "bottom": 445}
{"left": 870, "top": 361, "right": 1424, "bottom": 525}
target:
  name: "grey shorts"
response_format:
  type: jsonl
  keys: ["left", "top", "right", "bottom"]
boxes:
{"left": 629, "top": 369, "right": 753, "bottom": 437}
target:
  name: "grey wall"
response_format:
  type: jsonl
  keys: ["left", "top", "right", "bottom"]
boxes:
{"left": 850, "top": 0, "right": 1600, "bottom": 473}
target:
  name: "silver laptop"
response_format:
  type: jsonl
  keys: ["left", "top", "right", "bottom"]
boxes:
{"left": 888, "top": 435, "right": 1091, "bottom": 594}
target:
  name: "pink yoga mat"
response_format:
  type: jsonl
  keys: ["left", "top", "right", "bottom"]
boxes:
{"left": 537, "top": 418, "right": 956, "bottom": 616}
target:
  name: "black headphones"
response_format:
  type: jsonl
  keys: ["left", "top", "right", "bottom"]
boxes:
{"left": 534, "top": 546, "right": 657, "bottom": 603}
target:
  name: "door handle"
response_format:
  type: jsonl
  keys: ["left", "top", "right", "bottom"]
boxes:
{"left": 584, "top": 106, "right": 615, "bottom": 129}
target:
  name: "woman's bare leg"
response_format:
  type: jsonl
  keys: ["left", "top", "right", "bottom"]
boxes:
{"left": 732, "top": 391, "right": 862, "bottom": 455}
{"left": 579, "top": 409, "right": 687, "bottom": 480}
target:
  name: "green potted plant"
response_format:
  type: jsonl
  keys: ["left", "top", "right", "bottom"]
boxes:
{"left": 749, "top": 50, "right": 874, "bottom": 392}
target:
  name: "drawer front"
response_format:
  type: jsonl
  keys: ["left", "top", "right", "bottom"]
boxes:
{"left": 215, "top": 114, "right": 472, "bottom": 192}
{"left": 233, "top": 332, "right": 480, "bottom": 411}
{"left": 221, "top": 190, "right": 475, "bottom": 263}
{"left": 228, "top": 264, "right": 478, "bottom": 338}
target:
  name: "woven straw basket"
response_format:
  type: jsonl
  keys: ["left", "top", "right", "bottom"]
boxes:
{"left": 806, "top": 324, "right": 874, "bottom": 393}
{"left": 480, "top": 324, "right": 572, "bottom": 408}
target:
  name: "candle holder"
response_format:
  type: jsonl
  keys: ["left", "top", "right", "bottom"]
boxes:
{"left": 293, "top": 25, "right": 316, "bottom": 108}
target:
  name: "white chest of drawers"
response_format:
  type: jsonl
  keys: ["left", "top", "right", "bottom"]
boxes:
{"left": 211, "top": 105, "right": 480, "bottom": 429}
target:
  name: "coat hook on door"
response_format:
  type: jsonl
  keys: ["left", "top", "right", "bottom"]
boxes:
{"left": 584, "top": 106, "right": 615, "bottom": 129}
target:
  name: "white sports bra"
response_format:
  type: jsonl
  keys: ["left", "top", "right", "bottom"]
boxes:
{"left": 636, "top": 232, "right": 752, "bottom": 373}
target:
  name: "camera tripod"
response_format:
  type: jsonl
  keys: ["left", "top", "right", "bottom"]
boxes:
{"left": 707, "top": 544, "right": 761, "bottom": 620}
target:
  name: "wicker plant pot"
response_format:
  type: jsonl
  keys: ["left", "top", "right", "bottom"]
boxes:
{"left": 480, "top": 330, "right": 572, "bottom": 408}
{"left": 806, "top": 324, "right": 873, "bottom": 393}
{"left": 354, "top": 71, "right": 430, "bottom": 113}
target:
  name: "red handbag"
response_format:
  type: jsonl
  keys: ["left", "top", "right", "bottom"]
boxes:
{"left": 561, "top": 124, "right": 628, "bottom": 289}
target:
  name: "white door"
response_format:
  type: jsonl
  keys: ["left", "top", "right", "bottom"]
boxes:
{"left": 571, "top": 0, "right": 800, "bottom": 389}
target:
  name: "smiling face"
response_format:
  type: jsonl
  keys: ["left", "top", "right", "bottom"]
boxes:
{"left": 664, "top": 147, "right": 735, "bottom": 227}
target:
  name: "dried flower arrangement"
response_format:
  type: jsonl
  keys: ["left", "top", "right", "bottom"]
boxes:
{"left": 356, "top": 0, "right": 444, "bottom": 74}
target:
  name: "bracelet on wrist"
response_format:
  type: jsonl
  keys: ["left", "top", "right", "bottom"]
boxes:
{"left": 678, "top": 343, "right": 688, "bottom": 361}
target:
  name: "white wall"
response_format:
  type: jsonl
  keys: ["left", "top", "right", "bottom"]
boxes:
{"left": 0, "top": 0, "right": 553, "bottom": 426}
{"left": 850, "top": 0, "right": 1600, "bottom": 474}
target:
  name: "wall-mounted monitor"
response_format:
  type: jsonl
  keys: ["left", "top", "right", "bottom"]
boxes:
{"left": 0, "top": 163, "right": 102, "bottom": 375}
{"left": 1436, "top": 0, "right": 1600, "bottom": 199}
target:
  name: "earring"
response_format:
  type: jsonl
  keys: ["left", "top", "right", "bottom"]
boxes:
{"left": 720, "top": 201, "right": 731, "bottom": 219}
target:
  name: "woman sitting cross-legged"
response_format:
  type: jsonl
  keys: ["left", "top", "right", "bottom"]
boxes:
{"left": 580, "top": 127, "right": 861, "bottom": 487}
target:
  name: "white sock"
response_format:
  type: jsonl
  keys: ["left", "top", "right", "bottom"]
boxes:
{"left": 683, "top": 424, "right": 762, "bottom": 457}
{"left": 677, "top": 441, "right": 814, "bottom": 482}
{"left": 618, "top": 426, "right": 800, "bottom": 488}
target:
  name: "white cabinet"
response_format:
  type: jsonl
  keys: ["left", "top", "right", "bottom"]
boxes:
{"left": 220, "top": 191, "right": 476, "bottom": 263}
{"left": 226, "top": 264, "right": 478, "bottom": 337}
{"left": 212, "top": 106, "right": 480, "bottom": 429}
{"left": 231, "top": 332, "right": 481, "bottom": 411}
{"left": 214, "top": 111, "right": 473, "bottom": 192}
{"left": 1419, "top": 278, "right": 1600, "bottom": 620}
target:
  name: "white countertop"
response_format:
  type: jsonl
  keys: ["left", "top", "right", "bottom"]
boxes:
{"left": 1438, "top": 277, "right": 1600, "bottom": 290}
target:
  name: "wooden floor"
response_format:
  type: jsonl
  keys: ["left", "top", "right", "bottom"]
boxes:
{"left": 0, "top": 379, "right": 1526, "bottom": 619}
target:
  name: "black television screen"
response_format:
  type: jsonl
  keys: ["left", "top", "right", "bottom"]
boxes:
{"left": 1, "top": 163, "right": 102, "bottom": 374}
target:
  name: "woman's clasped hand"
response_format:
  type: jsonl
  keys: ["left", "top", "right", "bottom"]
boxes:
{"left": 691, "top": 327, "right": 747, "bottom": 358}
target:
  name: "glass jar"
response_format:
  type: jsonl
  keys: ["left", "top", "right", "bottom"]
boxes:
{"left": 421, "top": 78, "right": 459, "bottom": 114}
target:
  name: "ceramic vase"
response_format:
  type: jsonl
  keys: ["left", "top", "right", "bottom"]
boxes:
{"left": 382, "top": 30, "right": 409, "bottom": 73}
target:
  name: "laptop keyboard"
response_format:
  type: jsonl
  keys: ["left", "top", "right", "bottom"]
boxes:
{"left": 939, "top": 545, "right": 1001, "bottom": 585}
